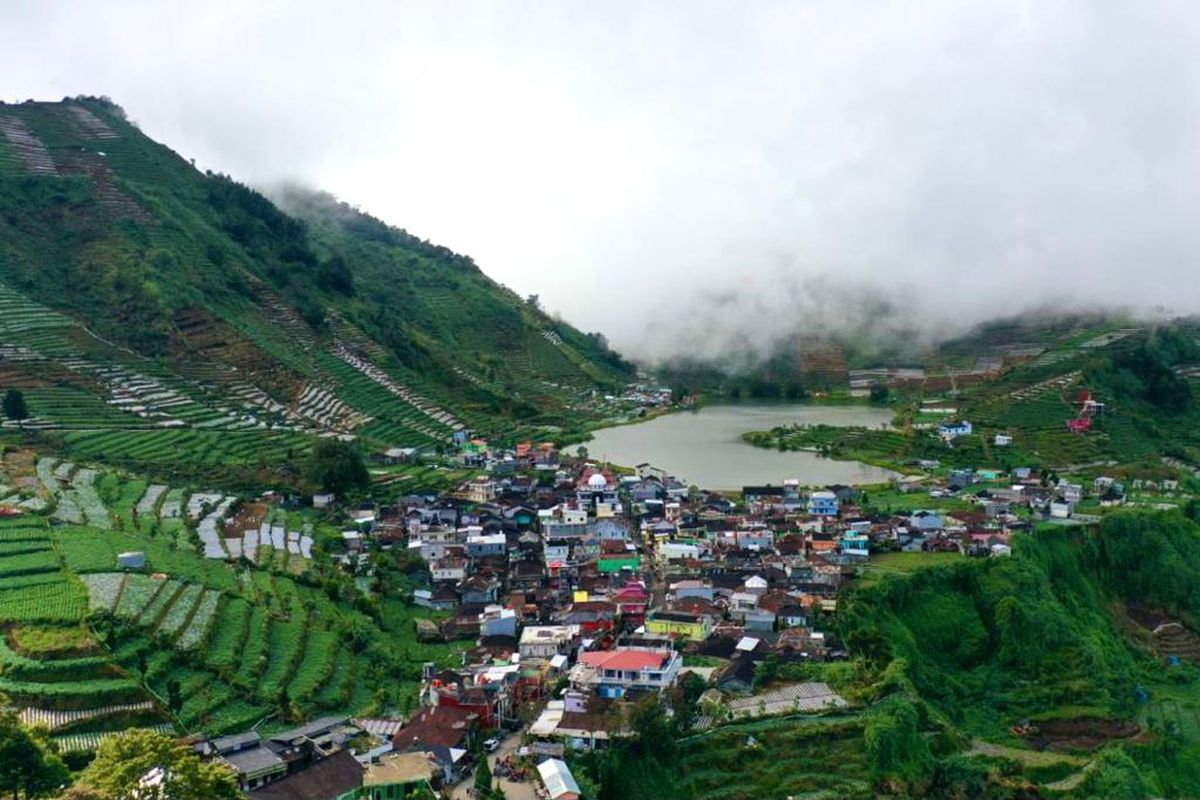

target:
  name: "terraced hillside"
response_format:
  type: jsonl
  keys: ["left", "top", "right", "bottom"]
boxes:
{"left": 745, "top": 320, "right": 1200, "bottom": 473}
{"left": 0, "top": 97, "right": 633, "bottom": 484}
{"left": 0, "top": 452, "right": 468, "bottom": 755}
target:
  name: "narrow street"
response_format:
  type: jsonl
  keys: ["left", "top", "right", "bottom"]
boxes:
{"left": 449, "top": 732, "right": 537, "bottom": 800}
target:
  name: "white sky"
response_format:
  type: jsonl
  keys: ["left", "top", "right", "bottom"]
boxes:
{"left": 3, "top": 1, "right": 1200, "bottom": 361}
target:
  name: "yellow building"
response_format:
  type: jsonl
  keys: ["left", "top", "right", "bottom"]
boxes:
{"left": 645, "top": 610, "right": 712, "bottom": 642}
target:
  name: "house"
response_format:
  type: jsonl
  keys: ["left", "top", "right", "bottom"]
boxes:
{"left": 555, "top": 601, "right": 617, "bottom": 635}
{"left": 466, "top": 532, "right": 506, "bottom": 558}
{"left": 313, "top": 493, "right": 336, "bottom": 509}
{"left": 429, "top": 557, "right": 467, "bottom": 583}
{"left": 670, "top": 579, "right": 715, "bottom": 602}
{"left": 735, "top": 527, "right": 775, "bottom": 550}
{"left": 743, "top": 485, "right": 785, "bottom": 512}
{"left": 742, "top": 575, "right": 769, "bottom": 595}
{"left": 1049, "top": 497, "right": 1075, "bottom": 518}
{"left": 937, "top": 420, "right": 973, "bottom": 439}
{"left": 714, "top": 654, "right": 757, "bottom": 694}
{"left": 658, "top": 542, "right": 701, "bottom": 562}
{"left": 391, "top": 706, "right": 477, "bottom": 785}
{"left": 596, "top": 553, "right": 640, "bottom": 574}
{"left": 909, "top": 511, "right": 943, "bottom": 531}
{"left": 210, "top": 731, "right": 286, "bottom": 790}
{"left": 375, "top": 447, "right": 420, "bottom": 465}
{"left": 479, "top": 605, "right": 517, "bottom": 638}
{"left": 1057, "top": 482, "right": 1084, "bottom": 503}
{"left": 893, "top": 475, "right": 927, "bottom": 493}
{"left": 570, "top": 647, "right": 682, "bottom": 698}
{"left": 613, "top": 582, "right": 650, "bottom": 625}
{"left": 636, "top": 463, "right": 667, "bottom": 481}
{"left": 645, "top": 610, "right": 713, "bottom": 642}
{"left": 413, "top": 586, "right": 459, "bottom": 612}
{"left": 806, "top": 491, "right": 839, "bottom": 517}
{"left": 948, "top": 469, "right": 975, "bottom": 490}
{"left": 465, "top": 477, "right": 498, "bottom": 504}
{"left": 994, "top": 434, "right": 1013, "bottom": 446}
{"left": 360, "top": 752, "right": 438, "bottom": 799}
{"left": 519, "top": 625, "right": 581, "bottom": 660}
{"left": 537, "top": 758, "right": 581, "bottom": 800}
{"left": 248, "top": 750, "right": 363, "bottom": 800}
{"left": 776, "top": 604, "right": 808, "bottom": 628}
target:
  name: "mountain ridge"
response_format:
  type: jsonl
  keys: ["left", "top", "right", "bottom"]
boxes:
{"left": 0, "top": 96, "right": 634, "bottom": 487}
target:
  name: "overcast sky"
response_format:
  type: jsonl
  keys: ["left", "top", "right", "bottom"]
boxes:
{"left": 3, "top": 1, "right": 1199, "bottom": 362}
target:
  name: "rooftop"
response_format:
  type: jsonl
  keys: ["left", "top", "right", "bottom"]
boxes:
{"left": 579, "top": 649, "right": 671, "bottom": 671}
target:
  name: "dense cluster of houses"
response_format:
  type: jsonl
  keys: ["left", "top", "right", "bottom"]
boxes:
{"left": 207, "top": 439, "right": 1147, "bottom": 798}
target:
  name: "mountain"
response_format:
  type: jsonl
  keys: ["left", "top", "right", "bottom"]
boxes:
{"left": 0, "top": 97, "right": 633, "bottom": 486}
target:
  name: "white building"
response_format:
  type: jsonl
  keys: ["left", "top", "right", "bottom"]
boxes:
{"left": 519, "top": 625, "right": 581, "bottom": 660}
{"left": 570, "top": 648, "right": 682, "bottom": 699}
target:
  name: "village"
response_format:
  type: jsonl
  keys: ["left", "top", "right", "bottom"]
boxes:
{"left": 179, "top": 418, "right": 1170, "bottom": 800}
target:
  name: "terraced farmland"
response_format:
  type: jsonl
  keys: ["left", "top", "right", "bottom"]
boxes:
{"left": 0, "top": 453, "right": 474, "bottom": 747}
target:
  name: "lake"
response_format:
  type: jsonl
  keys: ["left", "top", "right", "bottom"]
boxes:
{"left": 586, "top": 404, "right": 897, "bottom": 490}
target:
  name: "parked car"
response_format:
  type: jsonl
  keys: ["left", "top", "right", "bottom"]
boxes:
{"left": 483, "top": 737, "right": 501, "bottom": 752}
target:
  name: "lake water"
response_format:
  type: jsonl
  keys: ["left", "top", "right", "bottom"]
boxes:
{"left": 586, "top": 404, "right": 897, "bottom": 490}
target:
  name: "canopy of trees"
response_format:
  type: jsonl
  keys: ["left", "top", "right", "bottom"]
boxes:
{"left": 67, "top": 729, "right": 239, "bottom": 800}
{"left": 305, "top": 439, "right": 370, "bottom": 495}
{"left": 0, "top": 707, "right": 68, "bottom": 799}
{"left": 3, "top": 388, "right": 28, "bottom": 423}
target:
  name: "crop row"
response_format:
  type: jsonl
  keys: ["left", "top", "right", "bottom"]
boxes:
{"left": 0, "top": 549, "right": 61, "bottom": 578}
{"left": 55, "top": 528, "right": 117, "bottom": 573}
{"left": 176, "top": 590, "right": 220, "bottom": 650}
{"left": 80, "top": 573, "right": 125, "bottom": 612}
{"left": 0, "top": 580, "right": 86, "bottom": 623}
{"left": 254, "top": 614, "right": 307, "bottom": 699}
{"left": 62, "top": 428, "right": 310, "bottom": 468}
{"left": 136, "top": 580, "right": 183, "bottom": 629}
{"left": 204, "top": 597, "right": 250, "bottom": 670}
{"left": 0, "top": 637, "right": 111, "bottom": 683}
{"left": 0, "top": 677, "right": 144, "bottom": 710}
{"left": 157, "top": 583, "right": 203, "bottom": 638}
{"left": 115, "top": 574, "right": 166, "bottom": 619}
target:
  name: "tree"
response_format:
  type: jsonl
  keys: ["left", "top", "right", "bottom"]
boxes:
{"left": 1075, "top": 746, "right": 1152, "bottom": 799}
{"left": 0, "top": 709, "right": 69, "bottom": 799}
{"left": 752, "top": 654, "right": 780, "bottom": 690}
{"left": 166, "top": 679, "right": 183, "bottom": 716}
{"left": 75, "top": 729, "right": 240, "bottom": 800}
{"left": 2, "top": 389, "right": 28, "bottom": 427}
{"left": 474, "top": 745, "right": 496, "bottom": 799}
{"left": 869, "top": 383, "right": 889, "bottom": 404}
{"left": 305, "top": 440, "right": 369, "bottom": 496}
{"left": 864, "top": 696, "right": 933, "bottom": 792}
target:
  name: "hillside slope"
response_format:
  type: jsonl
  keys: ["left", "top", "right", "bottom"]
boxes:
{"left": 0, "top": 97, "right": 632, "bottom": 484}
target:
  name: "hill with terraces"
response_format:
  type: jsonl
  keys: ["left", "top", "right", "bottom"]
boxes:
{"left": 744, "top": 317, "right": 1200, "bottom": 474}
{"left": 0, "top": 97, "right": 633, "bottom": 487}
{"left": 0, "top": 448, "right": 464, "bottom": 756}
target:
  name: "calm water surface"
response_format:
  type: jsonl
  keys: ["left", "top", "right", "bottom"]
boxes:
{"left": 586, "top": 404, "right": 896, "bottom": 490}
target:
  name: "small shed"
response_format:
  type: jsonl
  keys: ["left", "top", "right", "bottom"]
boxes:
{"left": 537, "top": 758, "right": 581, "bottom": 800}
{"left": 117, "top": 551, "right": 146, "bottom": 569}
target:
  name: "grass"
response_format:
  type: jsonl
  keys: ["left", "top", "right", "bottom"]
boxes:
{"left": 54, "top": 527, "right": 117, "bottom": 572}
{"left": 868, "top": 550, "right": 967, "bottom": 572}
{"left": 9, "top": 625, "right": 97, "bottom": 657}
{"left": 679, "top": 716, "right": 872, "bottom": 799}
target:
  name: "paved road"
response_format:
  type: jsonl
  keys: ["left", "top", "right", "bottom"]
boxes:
{"left": 450, "top": 732, "right": 537, "bottom": 800}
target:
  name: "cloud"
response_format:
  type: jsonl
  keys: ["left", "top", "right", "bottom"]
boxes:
{"left": 2, "top": 1, "right": 1199, "bottom": 364}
